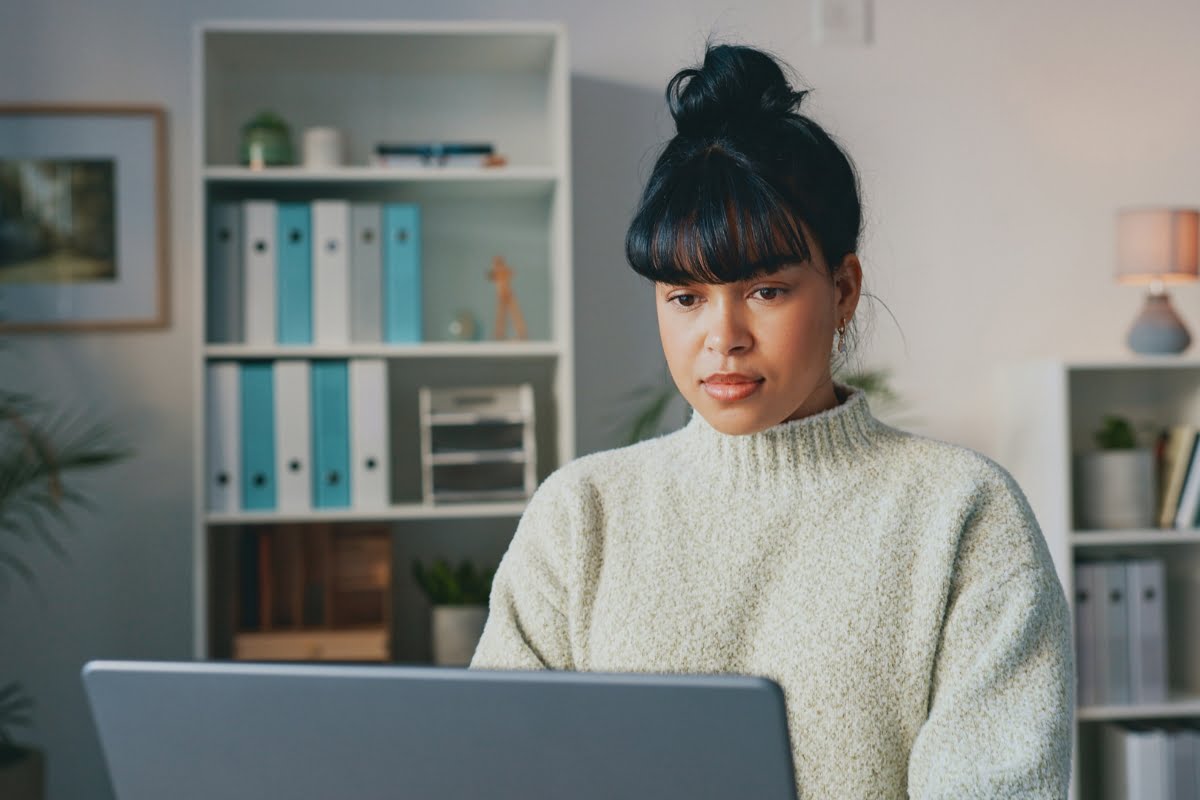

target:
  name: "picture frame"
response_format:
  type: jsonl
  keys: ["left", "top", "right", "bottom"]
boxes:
{"left": 0, "top": 104, "right": 169, "bottom": 332}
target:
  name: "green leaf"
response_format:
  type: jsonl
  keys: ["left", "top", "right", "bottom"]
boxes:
{"left": 1094, "top": 415, "right": 1137, "bottom": 450}
{"left": 0, "top": 390, "right": 131, "bottom": 591}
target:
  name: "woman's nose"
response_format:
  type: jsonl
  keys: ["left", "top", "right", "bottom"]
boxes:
{"left": 704, "top": 301, "right": 752, "bottom": 354}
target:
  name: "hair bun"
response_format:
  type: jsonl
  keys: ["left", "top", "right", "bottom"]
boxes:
{"left": 667, "top": 44, "right": 807, "bottom": 138}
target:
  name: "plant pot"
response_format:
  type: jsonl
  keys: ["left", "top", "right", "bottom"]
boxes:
{"left": 431, "top": 605, "right": 488, "bottom": 666}
{"left": 0, "top": 746, "right": 45, "bottom": 800}
{"left": 239, "top": 111, "right": 294, "bottom": 168}
{"left": 1074, "top": 449, "right": 1156, "bottom": 530}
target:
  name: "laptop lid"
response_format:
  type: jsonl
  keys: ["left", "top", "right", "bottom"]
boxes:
{"left": 83, "top": 660, "right": 797, "bottom": 800}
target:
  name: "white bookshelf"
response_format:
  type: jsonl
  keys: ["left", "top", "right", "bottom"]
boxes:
{"left": 192, "top": 20, "right": 574, "bottom": 663}
{"left": 997, "top": 358, "right": 1200, "bottom": 799}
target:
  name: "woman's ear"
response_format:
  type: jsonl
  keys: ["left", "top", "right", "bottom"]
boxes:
{"left": 834, "top": 254, "right": 863, "bottom": 321}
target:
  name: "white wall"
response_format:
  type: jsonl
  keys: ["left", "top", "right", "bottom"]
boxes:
{"left": 4, "top": 1, "right": 1200, "bottom": 797}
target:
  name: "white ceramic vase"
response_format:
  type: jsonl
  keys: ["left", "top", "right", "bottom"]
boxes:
{"left": 431, "top": 605, "right": 488, "bottom": 666}
{"left": 1074, "top": 449, "right": 1156, "bottom": 530}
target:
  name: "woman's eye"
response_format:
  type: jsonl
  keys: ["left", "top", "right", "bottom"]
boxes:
{"left": 754, "top": 287, "right": 784, "bottom": 301}
{"left": 669, "top": 294, "right": 698, "bottom": 308}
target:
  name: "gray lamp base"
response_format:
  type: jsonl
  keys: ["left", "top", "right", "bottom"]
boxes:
{"left": 1127, "top": 292, "right": 1192, "bottom": 354}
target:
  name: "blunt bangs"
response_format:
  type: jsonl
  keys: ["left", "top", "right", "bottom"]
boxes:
{"left": 625, "top": 147, "right": 813, "bottom": 286}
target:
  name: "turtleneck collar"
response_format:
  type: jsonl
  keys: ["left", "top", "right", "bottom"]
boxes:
{"left": 680, "top": 385, "right": 883, "bottom": 483}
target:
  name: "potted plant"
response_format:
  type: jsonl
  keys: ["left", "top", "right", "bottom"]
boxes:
{"left": 412, "top": 558, "right": 495, "bottom": 666}
{"left": 1073, "top": 414, "right": 1155, "bottom": 530}
{"left": 0, "top": 381, "right": 129, "bottom": 799}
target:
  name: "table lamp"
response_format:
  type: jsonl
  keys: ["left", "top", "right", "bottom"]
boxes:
{"left": 1116, "top": 208, "right": 1199, "bottom": 354}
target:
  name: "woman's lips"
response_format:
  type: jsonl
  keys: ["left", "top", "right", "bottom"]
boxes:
{"left": 701, "top": 378, "right": 764, "bottom": 402}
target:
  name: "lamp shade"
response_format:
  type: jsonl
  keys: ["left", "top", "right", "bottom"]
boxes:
{"left": 1116, "top": 208, "right": 1200, "bottom": 284}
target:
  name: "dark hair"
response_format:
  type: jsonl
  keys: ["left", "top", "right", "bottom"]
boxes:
{"left": 625, "top": 44, "right": 863, "bottom": 285}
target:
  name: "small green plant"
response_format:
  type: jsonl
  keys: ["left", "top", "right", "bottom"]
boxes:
{"left": 412, "top": 558, "right": 494, "bottom": 606}
{"left": 1094, "top": 415, "right": 1137, "bottom": 450}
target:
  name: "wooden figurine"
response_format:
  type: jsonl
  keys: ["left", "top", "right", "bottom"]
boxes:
{"left": 488, "top": 255, "right": 528, "bottom": 340}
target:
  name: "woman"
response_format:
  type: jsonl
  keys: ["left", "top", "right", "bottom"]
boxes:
{"left": 471, "top": 43, "right": 1073, "bottom": 799}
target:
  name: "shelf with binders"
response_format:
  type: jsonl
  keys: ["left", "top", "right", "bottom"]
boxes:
{"left": 1073, "top": 552, "right": 1200, "bottom": 706}
{"left": 204, "top": 356, "right": 562, "bottom": 520}
{"left": 1071, "top": 550, "right": 1200, "bottom": 796}
{"left": 203, "top": 186, "right": 563, "bottom": 347}
{"left": 1074, "top": 717, "right": 1200, "bottom": 799}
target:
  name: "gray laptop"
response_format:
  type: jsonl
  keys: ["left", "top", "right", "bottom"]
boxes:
{"left": 83, "top": 660, "right": 797, "bottom": 800}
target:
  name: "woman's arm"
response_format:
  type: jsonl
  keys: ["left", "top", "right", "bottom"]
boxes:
{"left": 908, "top": 479, "right": 1074, "bottom": 799}
{"left": 469, "top": 472, "right": 576, "bottom": 671}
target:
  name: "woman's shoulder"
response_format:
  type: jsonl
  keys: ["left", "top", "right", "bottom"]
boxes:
{"left": 506, "top": 434, "right": 685, "bottom": 557}
{"left": 877, "top": 426, "right": 1055, "bottom": 582}
{"left": 544, "top": 428, "right": 685, "bottom": 490}
{"left": 874, "top": 423, "right": 1030, "bottom": 506}
{"left": 524, "top": 428, "right": 688, "bottom": 516}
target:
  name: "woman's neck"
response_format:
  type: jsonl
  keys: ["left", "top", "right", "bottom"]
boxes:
{"left": 682, "top": 385, "right": 879, "bottom": 484}
{"left": 783, "top": 378, "right": 842, "bottom": 423}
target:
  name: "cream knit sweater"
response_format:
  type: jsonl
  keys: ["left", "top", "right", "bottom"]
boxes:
{"left": 470, "top": 389, "right": 1074, "bottom": 799}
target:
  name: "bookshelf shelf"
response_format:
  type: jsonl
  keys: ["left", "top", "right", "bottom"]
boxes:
{"left": 203, "top": 342, "right": 562, "bottom": 360}
{"left": 194, "top": 21, "right": 574, "bottom": 666}
{"left": 1077, "top": 693, "right": 1200, "bottom": 723}
{"left": 233, "top": 627, "right": 390, "bottom": 662}
{"left": 428, "top": 450, "right": 526, "bottom": 466}
{"left": 1072, "top": 529, "right": 1200, "bottom": 547}
{"left": 206, "top": 501, "right": 528, "bottom": 526}
{"left": 204, "top": 165, "right": 558, "bottom": 182}
{"left": 203, "top": 166, "right": 559, "bottom": 200}
{"left": 1066, "top": 356, "right": 1200, "bottom": 371}
{"left": 429, "top": 411, "right": 527, "bottom": 425}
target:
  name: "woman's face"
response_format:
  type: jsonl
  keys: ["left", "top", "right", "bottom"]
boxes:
{"left": 655, "top": 249, "right": 862, "bottom": 436}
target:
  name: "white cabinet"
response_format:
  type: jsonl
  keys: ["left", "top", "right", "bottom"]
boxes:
{"left": 998, "top": 357, "right": 1200, "bottom": 799}
{"left": 191, "top": 21, "right": 574, "bottom": 662}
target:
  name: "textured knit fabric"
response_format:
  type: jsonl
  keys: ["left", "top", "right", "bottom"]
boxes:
{"left": 470, "top": 388, "right": 1074, "bottom": 799}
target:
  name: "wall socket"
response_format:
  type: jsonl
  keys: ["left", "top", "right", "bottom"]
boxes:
{"left": 812, "top": 0, "right": 874, "bottom": 45}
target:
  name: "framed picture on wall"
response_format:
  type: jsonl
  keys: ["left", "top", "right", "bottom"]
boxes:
{"left": 0, "top": 104, "right": 169, "bottom": 332}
